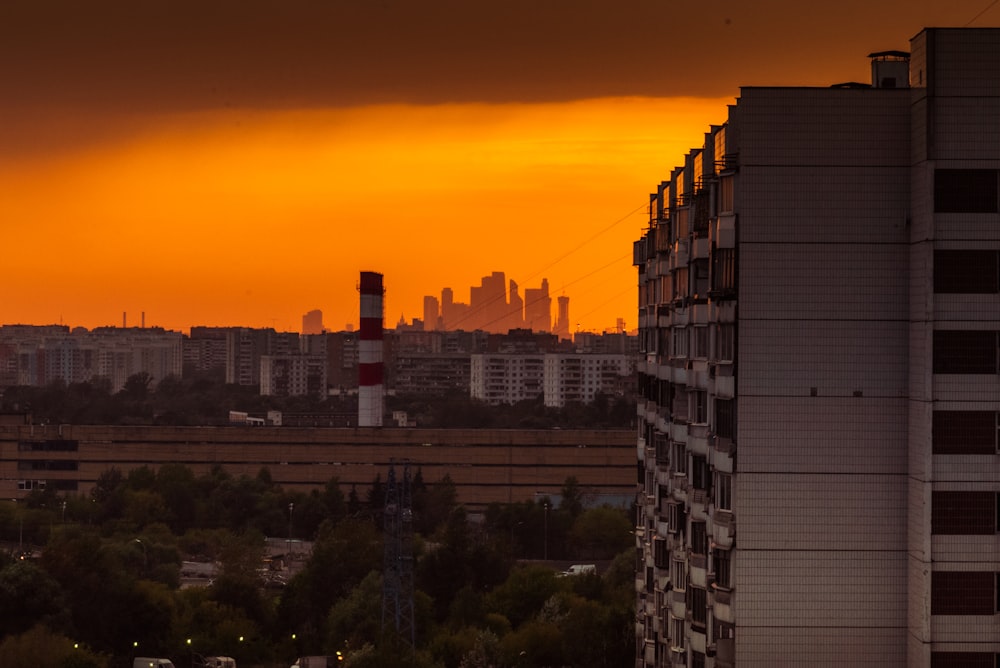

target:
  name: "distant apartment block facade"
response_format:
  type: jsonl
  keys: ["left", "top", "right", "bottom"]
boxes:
{"left": 633, "top": 29, "right": 1000, "bottom": 668}
{"left": 394, "top": 353, "right": 472, "bottom": 396}
{"left": 470, "top": 353, "right": 546, "bottom": 405}
{"left": 1, "top": 322, "right": 634, "bottom": 409}
{"left": 259, "top": 354, "right": 327, "bottom": 399}
{"left": 472, "top": 351, "right": 632, "bottom": 407}
{"left": 0, "top": 325, "right": 182, "bottom": 392}
{"left": 543, "top": 354, "right": 632, "bottom": 408}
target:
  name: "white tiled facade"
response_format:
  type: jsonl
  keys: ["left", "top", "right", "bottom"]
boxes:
{"left": 634, "top": 29, "right": 1000, "bottom": 668}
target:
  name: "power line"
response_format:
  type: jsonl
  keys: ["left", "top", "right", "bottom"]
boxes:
{"left": 572, "top": 285, "right": 636, "bottom": 329}
{"left": 519, "top": 201, "right": 647, "bottom": 285}
{"left": 554, "top": 253, "right": 632, "bottom": 292}
{"left": 967, "top": 0, "right": 1000, "bottom": 25}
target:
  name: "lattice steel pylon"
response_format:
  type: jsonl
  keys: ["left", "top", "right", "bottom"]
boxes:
{"left": 381, "top": 460, "right": 415, "bottom": 646}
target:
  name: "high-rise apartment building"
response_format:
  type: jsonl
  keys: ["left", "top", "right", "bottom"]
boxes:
{"left": 634, "top": 29, "right": 1000, "bottom": 668}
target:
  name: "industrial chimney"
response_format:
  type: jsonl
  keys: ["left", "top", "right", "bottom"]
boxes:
{"left": 358, "top": 271, "right": 385, "bottom": 427}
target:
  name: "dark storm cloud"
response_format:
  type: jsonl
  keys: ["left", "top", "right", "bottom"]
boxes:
{"left": 0, "top": 0, "right": 982, "bottom": 152}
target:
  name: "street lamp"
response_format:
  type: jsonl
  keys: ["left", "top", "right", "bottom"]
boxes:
{"left": 287, "top": 502, "right": 294, "bottom": 559}
{"left": 12, "top": 499, "right": 23, "bottom": 556}
{"left": 133, "top": 538, "right": 147, "bottom": 574}
{"left": 543, "top": 502, "right": 549, "bottom": 561}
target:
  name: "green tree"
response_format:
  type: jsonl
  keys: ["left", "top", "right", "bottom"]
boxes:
{"left": 567, "top": 506, "right": 632, "bottom": 560}
{"left": 485, "top": 565, "right": 564, "bottom": 628}
{"left": 458, "top": 629, "right": 502, "bottom": 668}
{"left": 0, "top": 559, "right": 68, "bottom": 636}
{"left": 278, "top": 518, "right": 382, "bottom": 651}
{"left": 123, "top": 371, "right": 153, "bottom": 400}
{"left": 558, "top": 476, "right": 585, "bottom": 519}
{"left": 155, "top": 463, "right": 198, "bottom": 533}
{"left": 210, "top": 530, "right": 271, "bottom": 629}
{"left": 324, "top": 570, "right": 383, "bottom": 652}
{"left": 0, "top": 625, "right": 108, "bottom": 668}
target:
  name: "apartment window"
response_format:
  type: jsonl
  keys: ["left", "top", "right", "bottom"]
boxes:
{"left": 671, "top": 616, "right": 685, "bottom": 649}
{"left": 715, "top": 472, "right": 732, "bottom": 511}
{"left": 692, "top": 260, "right": 710, "bottom": 299}
{"left": 930, "top": 571, "right": 995, "bottom": 615}
{"left": 934, "top": 169, "right": 999, "bottom": 213}
{"left": 672, "top": 383, "right": 689, "bottom": 420}
{"left": 930, "top": 653, "right": 994, "bottom": 668}
{"left": 719, "top": 175, "right": 735, "bottom": 212}
{"left": 671, "top": 559, "right": 686, "bottom": 591}
{"left": 711, "top": 248, "right": 737, "bottom": 294}
{"left": 654, "top": 537, "right": 670, "bottom": 569}
{"left": 715, "top": 398, "right": 736, "bottom": 440}
{"left": 715, "top": 323, "right": 735, "bottom": 362}
{"left": 666, "top": 503, "right": 680, "bottom": 534}
{"left": 713, "top": 619, "right": 735, "bottom": 641}
{"left": 689, "top": 586, "right": 707, "bottom": 627}
{"left": 691, "top": 456, "right": 709, "bottom": 491}
{"left": 691, "top": 521, "right": 708, "bottom": 555}
{"left": 673, "top": 328, "right": 688, "bottom": 358}
{"left": 713, "top": 549, "right": 732, "bottom": 589}
{"left": 692, "top": 327, "right": 709, "bottom": 359}
{"left": 933, "top": 411, "right": 997, "bottom": 454}
{"left": 691, "top": 650, "right": 706, "bottom": 668}
{"left": 935, "top": 250, "right": 999, "bottom": 293}
{"left": 674, "top": 267, "right": 690, "bottom": 301}
{"left": 655, "top": 433, "right": 670, "bottom": 465}
{"left": 933, "top": 330, "right": 997, "bottom": 374}
{"left": 672, "top": 442, "right": 688, "bottom": 475}
{"left": 691, "top": 391, "right": 707, "bottom": 424}
{"left": 931, "top": 491, "right": 996, "bottom": 534}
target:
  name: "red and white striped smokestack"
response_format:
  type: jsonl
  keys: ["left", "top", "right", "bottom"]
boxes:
{"left": 358, "top": 271, "right": 384, "bottom": 427}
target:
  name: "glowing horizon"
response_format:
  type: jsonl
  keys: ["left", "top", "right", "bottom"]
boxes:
{"left": 1, "top": 96, "right": 731, "bottom": 335}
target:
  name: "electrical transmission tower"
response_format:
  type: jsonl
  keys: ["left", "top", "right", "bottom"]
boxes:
{"left": 381, "top": 460, "right": 415, "bottom": 646}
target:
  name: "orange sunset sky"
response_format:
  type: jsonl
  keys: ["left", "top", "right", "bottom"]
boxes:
{"left": 2, "top": 1, "right": 997, "bottom": 334}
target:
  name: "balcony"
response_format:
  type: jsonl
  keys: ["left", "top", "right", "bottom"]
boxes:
{"left": 714, "top": 213, "right": 737, "bottom": 249}
{"left": 669, "top": 588, "right": 686, "bottom": 620}
{"left": 670, "top": 421, "right": 688, "bottom": 443}
{"left": 672, "top": 239, "right": 689, "bottom": 267}
{"left": 691, "top": 237, "right": 710, "bottom": 261}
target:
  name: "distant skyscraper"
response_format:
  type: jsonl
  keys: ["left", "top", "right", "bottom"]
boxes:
{"left": 508, "top": 280, "right": 524, "bottom": 332}
{"left": 468, "top": 271, "right": 508, "bottom": 332}
{"left": 440, "top": 287, "right": 455, "bottom": 329}
{"left": 422, "top": 296, "right": 440, "bottom": 331}
{"left": 523, "top": 278, "right": 551, "bottom": 332}
{"left": 302, "top": 309, "right": 325, "bottom": 335}
{"left": 426, "top": 274, "right": 567, "bottom": 333}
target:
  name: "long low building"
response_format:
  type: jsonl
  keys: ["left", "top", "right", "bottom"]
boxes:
{"left": 0, "top": 418, "right": 635, "bottom": 509}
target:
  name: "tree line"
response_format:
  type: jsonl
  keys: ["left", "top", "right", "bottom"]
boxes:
{"left": 0, "top": 373, "right": 635, "bottom": 429}
{"left": 0, "top": 464, "right": 636, "bottom": 668}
